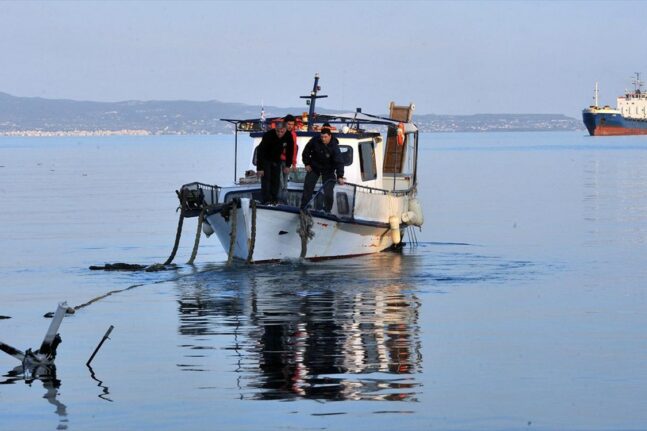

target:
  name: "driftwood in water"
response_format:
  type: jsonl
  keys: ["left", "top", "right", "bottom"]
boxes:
{"left": 0, "top": 342, "right": 25, "bottom": 361}
{"left": 87, "top": 325, "right": 114, "bottom": 366}
{"left": 1, "top": 302, "right": 68, "bottom": 366}
{"left": 44, "top": 307, "right": 75, "bottom": 318}
{"left": 89, "top": 262, "right": 176, "bottom": 272}
{"left": 89, "top": 263, "right": 147, "bottom": 271}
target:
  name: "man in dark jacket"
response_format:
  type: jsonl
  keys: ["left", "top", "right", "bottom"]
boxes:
{"left": 300, "top": 126, "right": 345, "bottom": 211}
{"left": 256, "top": 121, "right": 294, "bottom": 204}
{"left": 280, "top": 114, "right": 298, "bottom": 201}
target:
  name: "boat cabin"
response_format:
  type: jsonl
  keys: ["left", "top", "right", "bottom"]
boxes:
{"left": 246, "top": 115, "right": 417, "bottom": 188}
{"left": 223, "top": 110, "right": 417, "bottom": 212}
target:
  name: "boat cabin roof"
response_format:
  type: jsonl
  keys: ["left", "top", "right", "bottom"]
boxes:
{"left": 248, "top": 131, "right": 379, "bottom": 140}
{"left": 221, "top": 112, "right": 418, "bottom": 135}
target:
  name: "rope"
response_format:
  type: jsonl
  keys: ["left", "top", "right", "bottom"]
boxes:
{"left": 297, "top": 210, "right": 314, "bottom": 259}
{"left": 187, "top": 208, "right": 205, "bottom": 265}
{"left": 163, "top": 211, "right": 185, "bottom": 265}
{"left": 304, "top": 178, "right": 337, "bottom": 209}
{"left": 73, "top": 283, "right": 144, "bottom": 312}
{"left": 227, "top": 201, "right": 238, "bottom": 265}
{"left": 91, "top": 190, "right": 208, "bottom": 273}
{"left": 246, "top": 200, "right": 256, "bottom": 264}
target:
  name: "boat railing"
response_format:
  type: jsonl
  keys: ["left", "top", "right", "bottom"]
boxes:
{"left": 177, "top": 182, "right": 221, "bottom": 217}
{"left": 179, "top": 178, "right": 413, "bottom": 221}
{"left": 305, "top": 180, "right": 414, "bottom": 222}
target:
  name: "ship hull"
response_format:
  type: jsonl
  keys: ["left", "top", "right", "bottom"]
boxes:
{"left": 582, "top": 111, "right": 647, "bottom": 136}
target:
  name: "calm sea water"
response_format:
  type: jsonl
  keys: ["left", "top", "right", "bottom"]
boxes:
{"left": 1, "top": 131, "right": 647, "bottom": 430}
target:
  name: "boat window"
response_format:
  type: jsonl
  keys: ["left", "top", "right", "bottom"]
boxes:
{"left": 339, "top": 145, "right": 353, "bottom": 166}
{"left": 359, "top": 141, "right": 377, "bottom": 181}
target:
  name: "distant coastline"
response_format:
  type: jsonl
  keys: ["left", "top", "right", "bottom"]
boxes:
{"left": 414, "top": 113, "right": 582, "bottom": 133}
{"left": 0, "top": 91, "right": 584, "bottom": 135}
{"left": 0, "top": 129, "right": 151, "bottom": 137}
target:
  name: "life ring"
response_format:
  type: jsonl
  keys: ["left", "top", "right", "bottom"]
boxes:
{"left": 396, "top": 122, "right": 405, "bottom": 146}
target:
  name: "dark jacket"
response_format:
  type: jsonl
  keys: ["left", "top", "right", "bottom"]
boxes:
{"left": 302, "top": 136, "right": 345, "bottom": 179}
{"left": 256, "top": 129, "right": 295, "bottom": 166}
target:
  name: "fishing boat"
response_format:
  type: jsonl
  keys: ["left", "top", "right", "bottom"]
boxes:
{"left": 176, "top": 74, "right": 423, "bottom": 262}
{"left": 582, "top": 73, "right": 647, "bottom": 136}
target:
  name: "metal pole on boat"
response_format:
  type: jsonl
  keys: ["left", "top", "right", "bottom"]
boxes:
{"left": 234, "top": 127, "right": 238, "bottom": 184}
{"left": 300, "top": 73, "right": 328, "bottom": 132}
{"left": 307, "top": 73, "right": 320, "bottom": 131}
{"left": 594, "top": 82, "right": 599, "bottom": 108}
{"left": 413, "top": 132, "right": 419, "bottom": 186}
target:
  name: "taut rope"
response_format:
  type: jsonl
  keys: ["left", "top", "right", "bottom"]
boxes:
{"left": 297, "top": 210, "right": 314, "bottom": 259}
{"left": 227, "top": 201, "right": 238, "bottom": 265}
{"left": 187, "top": 208, "right": 205, "bottom": 265}
{"left": 246, "top": 199, "right": 256, "bottom": 264}
{"left": 163, "top": 211, "right": 185, "bottom": 265}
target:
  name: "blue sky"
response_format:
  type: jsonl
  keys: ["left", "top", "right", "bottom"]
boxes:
{"left": 1, "top": 1, "right": 646, "bottom": 117}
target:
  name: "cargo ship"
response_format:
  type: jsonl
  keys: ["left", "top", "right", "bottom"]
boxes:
{"left": 582, "top": 73, "right": 647, "bottom": 136}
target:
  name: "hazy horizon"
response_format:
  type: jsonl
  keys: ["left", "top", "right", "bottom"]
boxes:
{"left": 1, "top": 1, "right": 646, "bottom": 118}
{"left": 0, "top": 89, "right": 582, "bottom": 118}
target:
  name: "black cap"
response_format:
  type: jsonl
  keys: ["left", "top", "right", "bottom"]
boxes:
{"left": 284, "top": 114, "right": 295, "bottom": 122}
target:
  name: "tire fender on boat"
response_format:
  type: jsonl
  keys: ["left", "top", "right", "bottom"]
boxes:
{"left": 389, "top": 216, "right": 401, "bottom": 244}
{"left": 401, "top": 198, "right": 424, "bottom": 227}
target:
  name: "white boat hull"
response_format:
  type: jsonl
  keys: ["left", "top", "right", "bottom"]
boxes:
{"left": 205, "top": 198, "right": 395, "bottom": 262}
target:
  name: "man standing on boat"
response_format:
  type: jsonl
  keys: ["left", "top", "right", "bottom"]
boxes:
{"left": 280, "top": 114, "right": 298, "bottom": 201}
{"left": 300, "top": 125, "right": 345, "bottom": 212}
{"left": 256, "top": 121, "right": 294, "bottom": 204}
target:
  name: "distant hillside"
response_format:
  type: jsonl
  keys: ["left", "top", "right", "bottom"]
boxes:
{"left": 0, "top": 91, "right": 296, "bottom": 135}
{"left": 0, "top": 92, "right": 583, "bottom": 135}
{"left": 414, "top": 113, "right": 584, "bottom": 132}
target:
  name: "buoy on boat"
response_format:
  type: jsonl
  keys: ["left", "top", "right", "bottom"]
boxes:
{"left": 389, "top": 216, "right": 402, "bottom": 244}
{"left": 202, "top": 220, "right": 214, "bottom": 237}
{"left": 397, "top": 122, "right": 405, "bottom": 146}
{"left": 401, "top": 198, "right": 424, "bottom": 227}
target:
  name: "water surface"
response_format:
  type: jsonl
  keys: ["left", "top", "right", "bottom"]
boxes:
{"left": 1, "top": 132, "right": 647, "bottom": 430}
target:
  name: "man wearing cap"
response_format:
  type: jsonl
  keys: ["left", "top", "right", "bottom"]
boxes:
{"left": 300, "top": 125, "right": 345, "bottom": 212}
{"left": 256, "top": 121, "right": 294, "bottom": 204}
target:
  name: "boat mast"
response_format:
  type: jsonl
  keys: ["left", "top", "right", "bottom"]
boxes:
{"left": 633, "top": 72, "right": 643, "bottom": 95}
{"left": 594, "top": 82, "right": 599, "bottom": 107}
{"left": 300, "top": 73, "right": 328, "bottom": 131}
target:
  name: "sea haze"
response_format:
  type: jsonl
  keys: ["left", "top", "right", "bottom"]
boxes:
{"left": 1, "top": 131, "right": 646, "bottom": 430}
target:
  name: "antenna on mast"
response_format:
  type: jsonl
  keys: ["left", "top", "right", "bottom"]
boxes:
{"left": 300, "top": 73, "right": 328, "bottom": 131}
{"left": 633, "top": 72, "right": 643, "bottom": 95}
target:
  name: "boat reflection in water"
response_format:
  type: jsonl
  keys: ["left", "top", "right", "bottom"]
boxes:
{"left": 176, "top": 252, "right": 422, "bottom": 401}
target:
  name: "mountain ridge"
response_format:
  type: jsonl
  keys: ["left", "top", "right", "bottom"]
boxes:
{"left": 0, "top": 91, "right": 583, "bottom": 134}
